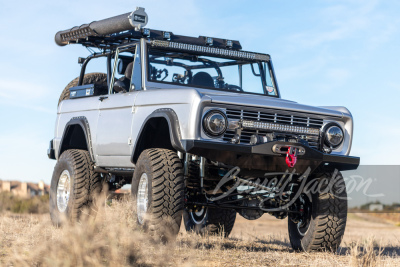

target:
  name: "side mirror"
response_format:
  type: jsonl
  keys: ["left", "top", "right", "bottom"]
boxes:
{"left": 114, "top": 80, "right": 128, "bottom": 93}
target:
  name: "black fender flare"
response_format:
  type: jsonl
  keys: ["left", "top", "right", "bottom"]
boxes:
{"left": 58, "top": 116, "right": 95, "bottom": 162}
{"left": 131, "top": 108, "right": 184, "bottom": 163}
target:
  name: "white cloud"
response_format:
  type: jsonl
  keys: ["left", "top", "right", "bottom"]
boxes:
{"left": 387, "top": 82, "right": 400, "bottom": 92}
{"left": 0, "top": 132, "right": 54, "bottom": 184}
{"left": 278, "top": 56, "right": 328, "bottom": 81}
{"left": 353, "top": 113, "right": 400, "bottom": 164}
{"left": 0, "top": 80, "right": 54, "bottom": 114}
{"left": 284, "top": 0, "right": 399, "bottom": 50}
{"left": 326, "top": 68, "right": 350, "bottom": 83}
{"left": 312, "top": 68, "right": 352, "bottom": 94}
{"left": 0, "top": 80, "right": 48, "bottom": 99}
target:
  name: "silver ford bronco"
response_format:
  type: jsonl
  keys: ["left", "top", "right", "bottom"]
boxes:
{"left": 48, "top": 7, "right": 359, "bottom": 251}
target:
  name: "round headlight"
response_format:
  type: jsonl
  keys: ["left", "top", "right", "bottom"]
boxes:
{"left": 203, "top": 110, "right": 227, "bottom": 137}
{"left": 325, "top": 125, "right": 344, "bottom": 147}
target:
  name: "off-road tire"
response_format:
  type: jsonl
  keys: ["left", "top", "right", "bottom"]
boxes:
{"left": 131, "top": 148, "right": 184, "bottom": 241}
{"left": 184, "top": 206, "right": 236, "bottom": 237}
{"left": 206, "top": 208, "right": 236, "bottom": 237}
{"left": 288, "top": 171, "right": 347, "bottom": 252}
{"left": 50, "top": 149, "right": 102, "bottom": 226}
{"left": 183, "top": 159, "right": 236, "bottom": 237}
{"left": 58, "top": 72, "right": 108, "bottom": 106}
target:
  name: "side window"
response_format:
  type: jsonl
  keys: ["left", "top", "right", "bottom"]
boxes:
{"left": 68, "top": 56, "right": 109, "bottom": 99}
{"left": 84, "top": 57, "right": 107, "bottom": 76}
{"left": 148, "top": 57, "right": 191, "bottom": 85}
{"left": 110, "top": 44, "right": 141, "bottom": 94}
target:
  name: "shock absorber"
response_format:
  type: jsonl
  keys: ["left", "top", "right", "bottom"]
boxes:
{"left": 184, "top": 154, "right": 201, "bottom": 190}
{"left": 200, "top": 156, "right": 206, "bottom": 193}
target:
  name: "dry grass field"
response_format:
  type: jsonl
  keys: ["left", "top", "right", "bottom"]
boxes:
{"left": 1, "top": 200, "right": 399, "bottom": 267}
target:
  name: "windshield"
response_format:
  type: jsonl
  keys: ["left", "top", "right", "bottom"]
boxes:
{"left": 147, "top": 48, "right": 278, "bottom": 96}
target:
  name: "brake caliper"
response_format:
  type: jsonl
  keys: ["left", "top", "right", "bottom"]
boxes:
{"left": 285, "top": 147, "right": 298, "bottom": 168}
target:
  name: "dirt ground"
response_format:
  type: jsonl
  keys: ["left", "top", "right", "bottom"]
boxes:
{"left": 231, "top": 212, "right": 400, "bottom": 245}
{"left": 227, "top": 212, "right": 400, "bottom": 265}
{"left": 1, "top": 203, "right": 399, "bottom": 266}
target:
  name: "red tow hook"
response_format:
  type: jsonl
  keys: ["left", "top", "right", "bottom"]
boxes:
{"left": 286, "top": 147, "right": 298, "bottom": 168}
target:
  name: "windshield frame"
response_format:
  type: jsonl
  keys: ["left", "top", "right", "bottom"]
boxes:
{"left": 143, "top": 41, "right": 280, "bottom": 98}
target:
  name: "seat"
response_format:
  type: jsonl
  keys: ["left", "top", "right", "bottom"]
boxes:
{"left": 124, "top": 62, "right": 133, "bottom": 80}
{"left": 192, "top": 71, "right": 214, "bottom": 88}
{"left": 114, "top": 62, "right": 133, "bottom": 93}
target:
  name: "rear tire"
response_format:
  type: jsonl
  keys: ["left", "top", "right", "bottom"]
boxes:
{"left": 49, "top": 149, "right": 102, "bottom": 226}
{"left": 288, "top": 171, "right": 347, "bottom": 252}
{"left": 131, "top": 148, "right": 184, "bottom": 241}
{"left": 58, "top": 72, "right": 108, "bottom": 106}
{"left": 188, "top": 208, "right": 236, "bottom": 237}
{"left": 183, "top": 159, "right": 236, "bottom": 237}
{"left": 184, "top": 207, "right": 236, "bottom": 237}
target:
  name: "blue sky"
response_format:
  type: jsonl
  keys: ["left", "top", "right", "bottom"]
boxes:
{"left": 0, "top": 0, "right": 399, "bottom": 184}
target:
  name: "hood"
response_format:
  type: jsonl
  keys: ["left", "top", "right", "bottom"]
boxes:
{"left": 197, "top": 89, "right": 344, "bottom": 118}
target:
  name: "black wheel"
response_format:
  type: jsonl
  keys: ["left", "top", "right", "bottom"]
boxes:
{"left": 131, "top": 148, "right": 184, "bottom": 241}
{"left": 50, "top": 149, "right": 102, "bottom": 226}
{"left": 183, "top": 159, "right": 236, "bottom": 237}
{"left": 288, "top": 171, "right": 347, "bottom": 252}
{"left": 58, "top": 72, "right": 108, "bottom": 105}
{"left": 184, "top": 207, "right": 236, "bottom": 237}
{"left": 183, "top": 207, "right": 209, "bottom": 233}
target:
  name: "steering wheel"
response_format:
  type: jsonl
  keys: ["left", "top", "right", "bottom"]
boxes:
{"left": 225, "top": 84, "right": 243, "bottom": 92}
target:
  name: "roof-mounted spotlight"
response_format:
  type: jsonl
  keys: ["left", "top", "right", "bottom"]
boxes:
{"left": 163, "top": 31, "right": 171, "bottom": 40}
{"left": 205, "top": 37, "right": 213, "bottom": 46}
{"left": 225, "top": 40, "right": 233, "bottom": 48}
{"left": 142, "top": 28, "right": 150, "bottom": 37}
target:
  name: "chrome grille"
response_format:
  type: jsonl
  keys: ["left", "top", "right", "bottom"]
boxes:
{"left": 223, "top": 108, "right": 324, "bottom": 149}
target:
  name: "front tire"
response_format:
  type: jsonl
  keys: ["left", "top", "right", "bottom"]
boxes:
{"left": 131, "top": 149, "right": 184, "bottom": 240}
{"left": 49, "top": 149, "right": 102, "bottom": 225}
{"left": 288, "top": 171, "right": 347, "bottom": 252}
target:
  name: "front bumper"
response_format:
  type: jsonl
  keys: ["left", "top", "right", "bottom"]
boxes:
{"left": 182, "top": 140, "right": 359, "bottom": 173}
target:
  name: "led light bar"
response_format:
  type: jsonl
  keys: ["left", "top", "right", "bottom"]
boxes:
{"left": 241, "top": 120, "right": 320, "bottom": 135}
{"left": 150, "top": 40, "right": 270, "bottom": 61}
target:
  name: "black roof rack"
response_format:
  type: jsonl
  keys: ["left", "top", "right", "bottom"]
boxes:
{"left": 54, "top": 8, "right": 242, "bottom": 51}
{"left": 63, "top": 29, "right": 242, "bottom": 51}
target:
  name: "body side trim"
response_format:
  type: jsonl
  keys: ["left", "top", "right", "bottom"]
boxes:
{"left": 131, "top": 108, "right": 184, "bottom": 163}
{"left": 58, "top": 116, "right": 95, "bottom": 162}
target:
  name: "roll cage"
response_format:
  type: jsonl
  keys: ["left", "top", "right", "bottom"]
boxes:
{"left": 74, "top": 30, "right": 280, "bottom": 97}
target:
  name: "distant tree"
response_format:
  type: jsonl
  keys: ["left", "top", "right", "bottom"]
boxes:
{"left": 0, "top": 192, "right": 49, "bottom": 214}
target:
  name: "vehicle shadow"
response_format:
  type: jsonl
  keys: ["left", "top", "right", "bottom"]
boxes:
{"left": 179, "top": 236, "right": 292, "bottom": 253}
{"left": 179, "top": 235, "right": 400, "bottom": 256}
{"left": 338, "top": 245, "right": 400, "bottom": 257}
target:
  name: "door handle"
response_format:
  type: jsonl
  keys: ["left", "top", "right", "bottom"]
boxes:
{"left": 99, "top": 96, "right": 108, "bottom": 102}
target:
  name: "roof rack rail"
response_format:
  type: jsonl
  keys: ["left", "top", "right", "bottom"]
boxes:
{"left": 54, "top": 8, "right": 243, "bottom": 51}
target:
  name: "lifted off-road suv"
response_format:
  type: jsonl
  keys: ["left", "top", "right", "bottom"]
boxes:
{"left": 48, "top": 8, "right": 359, "bottom": 251}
